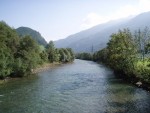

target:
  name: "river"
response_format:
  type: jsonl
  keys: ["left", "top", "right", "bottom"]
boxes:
{"left": 0, "top": 59, "right": 150, "bottom": 113}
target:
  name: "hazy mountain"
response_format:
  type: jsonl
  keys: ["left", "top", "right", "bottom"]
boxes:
{"left": 16, "top": 27, "right": 47, "bottom": 46}
{"left": 54, "top": 11, "right": 150, "bottom": 53}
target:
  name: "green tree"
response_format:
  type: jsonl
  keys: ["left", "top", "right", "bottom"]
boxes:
{"left": 54, "top": 48, "right": 60, "bottom": 62}
{"left": 59, "top": 48, "right": 66, "bottom": 62}
{"left": 76, "top": 52, "right": 92, "bottom": 60}
{"left": 107, "top": 29, "right": 137, "bottom": 75}
{"left": 134, "top": 27, "right": 150, "bottom": 61}
{"left": 46, "top": 41, "right": 55, "bottom": 63}
{"left": 40, "top": 50, "right": 48, "bottom": 64}
{"left": 93, "top": 48, "right": 108, "bottom": 62}
{"left": 0, "top": 45, "right": 14, "bottom": 78}
{"left": 0, "top": 21, "right": 75, "bottom": 79}
{"left": 0, "top": 21, "right": 19, "bottom": 78}
{"left": 14, "top": 36, "right": 41, "bottom": 76}
{"left": 145, "top": 43, "right": 150, "bottom": 54}
{"left": 58, "top": 48, "right": 75, "bottom": 62}
{"left": 67, "top": 48, "right": 75, "bottom": 61}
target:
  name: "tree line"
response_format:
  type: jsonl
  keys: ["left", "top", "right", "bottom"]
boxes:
{"left": 93, "top": 28, "right": 150, "bottom": 83}
{"left": 76, "top": 53, "right": 93, "bottom": 60}
{"left": 0, "top": 21, "right": 75, "bottom": 79}
{"left": 76, "top": 27, "right": 150, "bottom": 83}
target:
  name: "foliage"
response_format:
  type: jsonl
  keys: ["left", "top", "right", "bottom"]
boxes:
{"left": 16, "top": 27, "right": 47, "bottom": 46}
{"left": 66, "top": 48, "right": 75, "bottom": 62}
{"left": 0, "top": 45, "right": 13, "bottom": 78}
{"left": 134, "top": 27, "right": 150, "bottom": 61}
{"left": 53, "top": 47, "right": 73, "bottom": 62}
{"left": 39, "top": 50, "right": 48, "bottom": 64}
{"left": 46, "top": 41, "right": 75, "bottom": 63}
{"left": 0, "top": 21, "right": 75, "bottom": 79}
{"left": 54, "top": 48, "right": 60, "bottom": 62}
{"left": 0, "top": 21, "right": 19, "bottom": 78}
{"left": 93, "top": 48, "right": 108, "bottom": 62}
{"left": 94, "top": 28, "right": 150, "bottom": 83}
{"left": 46, "top": 41, "right": 55, "bottom": 63}
{"left": 76, "top": 52, "right": 93, "bottom": 60}
{"left": 14, "top": 36, "right": 41, "bottom": 76}
{"left": 106, "top": 29, "right": 137, "bottom": 74}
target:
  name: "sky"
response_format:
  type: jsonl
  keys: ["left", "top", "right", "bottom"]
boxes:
{"left": 0, "top": 0, "right": 150, "bottom": 42}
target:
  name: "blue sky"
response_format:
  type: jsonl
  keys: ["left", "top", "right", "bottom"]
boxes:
{"left": 0, "top": 0, "right": 150, "bottom": 42}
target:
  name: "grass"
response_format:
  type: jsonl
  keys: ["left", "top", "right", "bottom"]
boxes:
{"left": 134, "top": 58, "right": 150, "bottom": 83}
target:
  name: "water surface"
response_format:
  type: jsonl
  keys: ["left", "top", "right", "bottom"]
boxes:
{"left": 0, "top": 59, "right": 150, "bottom": 113}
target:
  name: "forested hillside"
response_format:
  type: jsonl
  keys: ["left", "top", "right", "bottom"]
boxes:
{"left": 55, "top": 11, "right": 150, "bottom": 53}
{"left": 16, "top": 27, "right": 47, "bottom": 46}
{"left": 93, "top": 28, "right": 150, "bottom": 84}
{"left": 0, "top": 21, "right": 75, "bottom": 79}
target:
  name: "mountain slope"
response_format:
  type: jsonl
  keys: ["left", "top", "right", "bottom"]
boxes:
{"left": 54, "top": 11, "right": 150, "bottom": 53}
{"left": 16, "top": 27, "right": 47, "bottom": 46}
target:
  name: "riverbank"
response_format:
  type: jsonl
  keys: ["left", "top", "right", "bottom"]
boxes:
{"left": 92, "top": 60, "right": 150, "bottom": 92}
{"left": 128, "top": 78, "right": 150, "bottom": 92}
{"left": 1, "top": 59, "right": 150, "bottom": 113}
{"left": 32, "top": 62, "right": 62, "bottom": 74}
{"left": 0, "top": 62, "right": 62, "bottom": 84}
{"left": 113, "top": 70, "right": 150, "bottom": 92}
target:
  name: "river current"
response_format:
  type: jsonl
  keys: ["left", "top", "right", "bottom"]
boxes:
{"left": 0, "top": 59, "right": 150, "bottom": 113}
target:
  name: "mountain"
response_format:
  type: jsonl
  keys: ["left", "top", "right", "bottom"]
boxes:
{"left": 16, "top": 27, "right": 47, "bottom": 46}
{"left": 54, "top": 11, "right": 150, "bottom": 53}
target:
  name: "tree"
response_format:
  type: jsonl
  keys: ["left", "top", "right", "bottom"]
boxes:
{"left": 59, "top": 48, "right": 66, "bottom": 62}
{"left": 67, "top": 48, "right": 75, "bottom": 61}
{"left": 76, "top": 52, "right": 92, "bottom": 60}
{"left": 14, "top": 35, "right": 41, "bottom": 76}
{"left": 63, "top": 48, "right": 71, "bottom": 62}
{"left": 54, "top": 48, "right": 60, "bottom": 62}
{"left": 0, "top": 44, "right": 14, "bottom": 78}
{"left": 107, "top": 29, "right": 137, "bottom": 75}
{"left": 93, "top": 48, "right": 108, "bottom": 62}
{"left": 0, "top": 21, "right": 75, "bottom": 79}
{"left": 0, "top": 21, "right": 19, "bottom": 78}
{"left": 58, "top": 48, "right": 75, "bottom": 62}
{"left": 46, "top": 41, "right": 55, "bottom": 63}
{"left": 134, "top": 27, "right": 150, "bottom": 61}
{"left": 40, "top": 50, "right": 48, "bottom": 64}
{"left": 145, "top": 43, "right": 150, "bottom": 54}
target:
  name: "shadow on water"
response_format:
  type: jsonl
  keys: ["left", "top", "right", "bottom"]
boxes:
{"left": 0, "top": 59, "right": 150, "bottom": 113}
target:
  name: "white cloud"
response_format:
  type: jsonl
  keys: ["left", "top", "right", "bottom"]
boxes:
{"left": 112, "top": 0, "right": 150, "bottom": 20}
{"left": 110, "top": 5, "right": 138, "bottom": 20}
{"left": 81, "top": 6, "right": 137, "bottom": 30}
{"left": 81, "top": 0, "right": 150, "bottom": 30}
{"left": 81, "top": 12, "right": 109, "bottom": 29}
{"left": 139, "top": 0, "right": 150, "bottom": 12}
{"left": 81, "top": 5, "right": 138, "bottom": 30}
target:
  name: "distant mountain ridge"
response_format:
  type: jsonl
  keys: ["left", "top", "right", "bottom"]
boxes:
{"left": 54, "top": 11, "right": 150, "bottom": 53}
{"left": 16, "top": 27, "right": 47, "bottom": 46}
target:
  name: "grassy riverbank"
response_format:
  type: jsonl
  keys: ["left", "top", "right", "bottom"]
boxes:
{"left": 32, "top": 62, "right": 61, "bottom": 74}
{"left": 0, "top": 62, "right": 62, "bottom": 84}
{"left": 0, "top": 22, "right": 75, "bottom": 79}
{"left": 77, "top": 28, "right": 150, "bottom": 92}
{"left": 92, "top": 29, "right": 150, "bottom": 91}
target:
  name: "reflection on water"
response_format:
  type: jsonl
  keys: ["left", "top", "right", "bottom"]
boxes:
{"left": 0, "top": 59, "right": 150, "bottom": 113}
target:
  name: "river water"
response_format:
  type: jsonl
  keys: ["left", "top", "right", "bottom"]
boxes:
{"left": 0, "top": 59, "right": 150, "bottom": 113}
